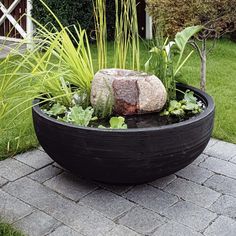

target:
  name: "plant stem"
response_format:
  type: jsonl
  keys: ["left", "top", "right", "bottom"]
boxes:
{"left": 200, "top": 39, "right": 207, "bottom": 91}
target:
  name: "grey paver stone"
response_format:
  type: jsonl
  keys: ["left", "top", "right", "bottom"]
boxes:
{"left": 15, "top": 150, "right": 53, "bottom": 169}
{"left": 176, "top": 165, "right": 214, "bottom": 184}
{"left": 99, "top": 183, "right": 133, "bottom": 194}
{"left": 200, "top": 157, "right": 236, "bottom": 179}
{"left": 0, "top": 189, "right": 33, "bottom": 223}
{"left": 28, "top": 165, "right": 62, "bottom": 183}
{"left": 230, "top": 156, "right": 236, "bottom": 164}
{"left": 163, "top": 201, "right": 217, "bottom": 231}
{"left": 149, "top": 174, "right": 177, "bottom": 189}
{"left": 123, "top": 184, "right": 178, "bottom": 213}
{"left": 48, "top": 225, "right": 83, "bottom": 236}
{"left": 153, "top": 221, "right": 203, "bottom": 236}
{"left": 0, "top": 158, "right": 34, "bottom": 181}
{"left": 118, "top": 206, "right": 166, "bottom": 234}
{"left": 44, "top": 172, "right": 98, "bottom": 201}
{"left": 3, "top": 177, "right": 115, "bottom": 236}
{"left": 209, "top": 195, "right": 236, "bottom": 219}
{"left": 164, "top": 178, "right": 220, "bottom": 208}
{"left": 192, "top": 154, "right": 209, "bottom": 166}
{"left": 38, "top": 146, "right": 45, "bottom": 152}
{"left": 0, "top": 177, "right": 8, "bottom": 186}
{"left": 203, "top": 139, "right": 219, "bottom": 153}
{"left": 103, "top": 225, "right": 140, "bottom": 236}
{"left": 13, "top": 211, "right": 60, "bottom": 236}
{"left": 204, "top": 216, "right": 236, "bottom": 236}
{"left": 204, "top": 174, "right": 236, "bottom": 198}
{"left": 52, "top": 162, "right": 64, "bottom": 169}
{"left": 80, "top": 189, "right": 135, "bottom": 220}
{"left": 204, "top": 140, "right": 236, "bottom": 160}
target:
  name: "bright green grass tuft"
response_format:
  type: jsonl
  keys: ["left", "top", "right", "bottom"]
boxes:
{"left": 0, "top": 221, "right": 24, "bottom": 236}
{"left": 0, "top": 39, "right": 235, "bottom": 159}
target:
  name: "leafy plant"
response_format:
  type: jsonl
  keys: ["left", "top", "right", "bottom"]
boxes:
{"left": 145, "top": 26, "right": 202, "bottom": 101}
{"left": 99, "top": 116, "right": 127, "bottom": 129}
{"left": 146, "top": 0, "right": 236, "bottom": 91}
{"left": 43, "top": 102, "right": 67, "bottom": 116}
{"left": 64, "top": 106, "right": 96, "bottom": 126}
{"left": 162, "top": 90, "right": 203, "bottom": 116}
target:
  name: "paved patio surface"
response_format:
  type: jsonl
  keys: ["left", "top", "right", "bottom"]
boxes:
{"left": 1, "top": 138, "right": 236, "bottom": 236}
{"left": 0, "top": 40, "right": 26, "bottom": 58}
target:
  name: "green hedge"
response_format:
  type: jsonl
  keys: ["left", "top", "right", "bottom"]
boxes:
{"left": 32, "top": 0, "right": 116, "bottom": 40}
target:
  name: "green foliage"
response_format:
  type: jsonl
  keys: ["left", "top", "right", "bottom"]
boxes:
{"left": 0, "top": 222, "right": 24, "bottom": 236}
{"left": 174, "top": 26, "right": 203, "bottom": 74}
{"left": 43, "top": 103, "right": 67, "bottom": 116}
{"left": 145, "top": 38, "right": 175, "bottom": 100}
{"left": 162, "top": 90, "right": 203, "bottom": 116}
{"left": 146, "top": 0, "right": 236, "bottom": 37}
{"left": 145, "top": 26, "right": 202, "bottom": 101}
{"left": 32, "top": 0, "right": 116, "bottom": 41}
{"left": 109, "top": 116, "right": 127, "bottom": 129}
{"left": 44, "top": 102, "right": 97, "bottom": 127}
{"left": 99, "top": 116, "right": 127, "bottom": 129}
{"left": 64, "top": 106, "right": 96, "bottom": 126}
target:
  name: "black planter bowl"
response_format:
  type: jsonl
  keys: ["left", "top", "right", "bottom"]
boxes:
{"left": 32, "top": 84, "right": 215, "bottom": 184}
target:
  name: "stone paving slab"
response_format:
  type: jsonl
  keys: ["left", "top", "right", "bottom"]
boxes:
{"left": 1, "top": 138, "right": 236, "bottom": 236}
{"left": 0, "top": 189, "right": 33, "bottom": 224}
{"left": 13, "top": 211, "right": 61, "bottom": 236}
{"left": 203, "top": 216, "right": 236, "bottom": 236}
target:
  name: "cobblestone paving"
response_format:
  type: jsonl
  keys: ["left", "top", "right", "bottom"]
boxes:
{"left": 1, "top": 138, "right": 236, "bottom": 236}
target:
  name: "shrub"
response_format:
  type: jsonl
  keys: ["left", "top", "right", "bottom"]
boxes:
{"left": 146, "top": 0, "right": 236, "bottom": 91}
{"left": 32, "top": 0, "right": 115, "bottom": 40}
{"left": 146, "top": 0, "right": 236, "bottom": 37}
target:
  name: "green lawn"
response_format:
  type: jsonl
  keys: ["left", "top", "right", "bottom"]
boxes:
{"left": 0, "top": 221, "right": 24, "bottom": 236}
{"left": 0, "top": 39, "right": 235, "bottom": 159}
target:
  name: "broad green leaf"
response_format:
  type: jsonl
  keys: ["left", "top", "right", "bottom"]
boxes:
{"left": 175, "top": 26, "right": 203, "bottom": 53}
{"left": 68, "top": 106, "right": 94, "bottom": 127}
{"left": 175, "top": 26, "right": 203, "bottom": 69}
{"left": 184, "top": 90, "right": 197, "bottom": 103}
{"left": 44, "top": 103, "right": 67, "bottom": 116}
{"left": 109, "top": 116, "right": 127, "bottom": 129}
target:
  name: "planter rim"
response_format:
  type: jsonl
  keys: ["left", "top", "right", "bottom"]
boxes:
{"left": 32, "top": 84, "right": 215, "bottom": 133}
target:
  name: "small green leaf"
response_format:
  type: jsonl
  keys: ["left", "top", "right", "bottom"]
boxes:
{"left": 109, "top": 116, "right": 127, "bottom": 129}
{"left": 44, "top": 103, "right": 67, "bottom": 116}
{"left": 184, "top": 90, "right": 197, "bottom": 103}
{"left": 64, "top": 106, "right": 95, "bottom": 127}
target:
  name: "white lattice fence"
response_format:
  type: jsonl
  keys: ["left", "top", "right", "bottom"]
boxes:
{"left": 0, "top": 0, "right": 33, "bottom": 42}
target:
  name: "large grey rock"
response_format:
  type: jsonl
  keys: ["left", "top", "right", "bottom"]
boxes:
{"left": 91, "top": 69, "right": 167, "bottom": 115}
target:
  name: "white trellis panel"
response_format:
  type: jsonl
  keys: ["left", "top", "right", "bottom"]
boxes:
{"left": 0, "top": 0, "right": 33, "bottom": 43}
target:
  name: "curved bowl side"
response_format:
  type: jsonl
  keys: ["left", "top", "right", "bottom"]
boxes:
{"left": 32, "top": 84, "right": 215, "bottom": 184}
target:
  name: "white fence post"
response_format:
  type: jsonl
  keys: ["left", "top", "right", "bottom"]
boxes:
{"left": 146, "top": 13, "right": 153, "bottom": 40}
{"left": 26, "top": 0, "right": 34, "bottom": 50}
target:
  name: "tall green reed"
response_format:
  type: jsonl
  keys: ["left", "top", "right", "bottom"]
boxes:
{"left": 114, "top": 0, "right": 140, "bottom": 70}
{"left": 94, "top": 0, "right": 107, "bottom": 69}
